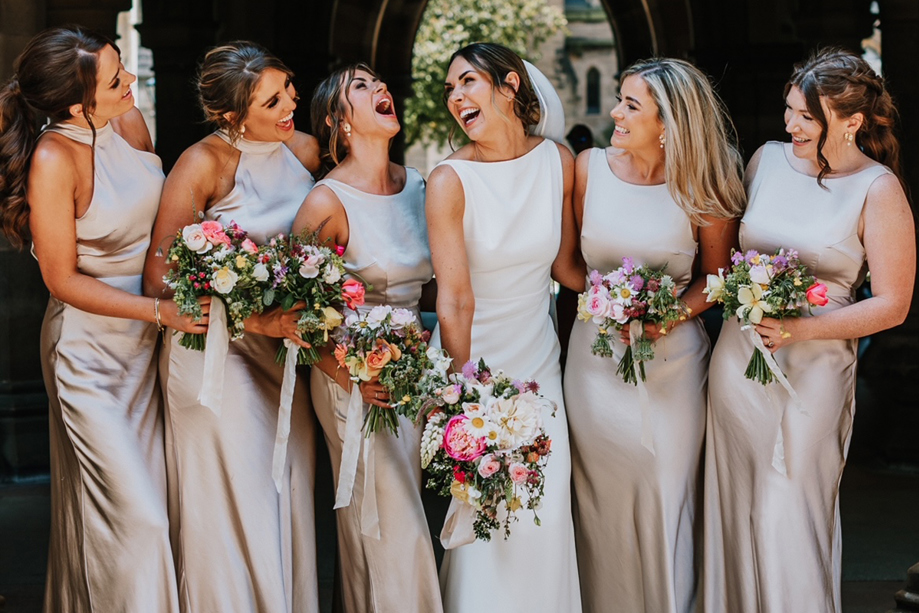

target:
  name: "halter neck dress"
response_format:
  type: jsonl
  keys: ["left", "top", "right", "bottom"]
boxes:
{"left": 309, "top": 168, "right": 442, "bottom": 613}
{"left": 38, "top": 121, "right": 179, "bottom": 612}
{"left": 432, "top": 138, "right": 582, "bottom": 612}
{"left": 564, "top": 147, "right": 708, "bottom": 613}
{"left": 704, "top": 141, "right": 891, "bottom": 613}
{"left": 159, "top": 132, "right": 319, "bottom": 612}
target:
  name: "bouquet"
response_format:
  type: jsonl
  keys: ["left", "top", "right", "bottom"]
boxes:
{"left": 577, "top": 257, "right": 689, "bottom": 384}
{"left": 418, "top": 359, "right": 555, "bottom": 542}
{"left": 334, "top": 305, "right": 435, "bottom": 436}
{"left": 265, "top": 231, "right": 366, "bottom": 365}
{"left": 704, "top": 248, "right": 828, "bottom": 384}
{"left": 164, "top": 220, "right": 267, "bottom": 350}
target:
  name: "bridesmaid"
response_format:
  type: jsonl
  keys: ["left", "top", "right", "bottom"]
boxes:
{"left": 0, "top": 27, "right": 205, "bottom": 612}
{"left": 143, "top": 42, "right": 321, "bottom": 612}
{"left": 562, "top": 58, "right": 745, "bottom": 613}
{"left": 292, "top": 64, "right": 441, "bottom": 613}
{"left": 704, "top": 49, "right": 914, "bottom": 613}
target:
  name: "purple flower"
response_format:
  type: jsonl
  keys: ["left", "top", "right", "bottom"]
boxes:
{"left": 512, "top": 379, "right": 526, "bottom": 393}
{"left": 731, "top": 251, "right": 745, "bottom": 265}
{"left": 462, "top": 361, "right": 477, "bottom": 380}
{"left": 629, "top": 275, "right": 645, "bottom": 291}
{"left": 621, "top": 257, "right": 635, "bottom": 274}
{"left": 589, "top": 270, "right": 603, "bottom": 286}
{"left": 772, "top": 255, "right": 788, "bottom": 270}
{"left": 744, "top": 250, "right": 760, "bottom": 264}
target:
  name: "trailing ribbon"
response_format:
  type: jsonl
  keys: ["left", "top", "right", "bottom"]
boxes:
{"left": 440, "top": 498, "right": 477, "bottom": 550}
{"left": 747, "top": 327, "right": 808, "bottom": 477}
{"left": 197, "top": 298, "right": 229, "bottom": 415}
{"left": 271, "top": 339, "right": 300, "bottom": 492}
{"left": 333, "top": 385, "right": 381, "bottom": 539}
{"left": 630, "top": 320, "right": 654, "bottom": 455}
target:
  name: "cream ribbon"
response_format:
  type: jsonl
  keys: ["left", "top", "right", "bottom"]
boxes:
{"left": 440, "top": 498, "right": 477, "bottom": 550}
{"left": 333, "top": 385, "right": 381, "bottom": 539}
{"left": 197, "top": 298, "right": 229, "bottom": 415}
{"left": 746, "top": 327, "right": 808, "bottom": 477}
{"left": 629, "top": 320, "right": 654, "bottom": 455}
{"left": 271, "top": 340, "right": 300, "bottom": 492}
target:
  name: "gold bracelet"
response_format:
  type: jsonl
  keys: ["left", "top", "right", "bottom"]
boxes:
{"left": 154, "top": 298, "right": 164, "bottom": 332}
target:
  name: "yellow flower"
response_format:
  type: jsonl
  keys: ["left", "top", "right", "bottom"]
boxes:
{"left": 752, "top": 255, "right": 762, "bottom": 265}
{"left": 508, "top": 497, "right": 522, "bottom": 512}
{"left": 235, "top": 254, "right": 248, "bottom": 269}
{"left": 171, "top": 254, "right": 179, "bottom": 262}
{"left": 793, "top": 278, "right": 802, "bottom": 286}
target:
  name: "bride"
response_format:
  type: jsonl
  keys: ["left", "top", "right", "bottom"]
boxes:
{"left": 427, "top": 42, "right": 584, "bottom": 611}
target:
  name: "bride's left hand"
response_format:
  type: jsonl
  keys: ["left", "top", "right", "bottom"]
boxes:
{"left": 618, "top": 322, "right": 668, "bottom": 345}
{"left": 754, "top": 317, "right": 803, "bottom": 353}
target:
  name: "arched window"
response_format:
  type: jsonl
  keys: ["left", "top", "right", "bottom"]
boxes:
{"left": 586, "top": 67, "right": 601, "bottom": 115}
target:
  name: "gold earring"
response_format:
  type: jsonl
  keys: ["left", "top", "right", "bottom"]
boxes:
{"left": 659, "top": 132, "right": 666, "bottom": 148}
{"left": 844, "top": 132, "right": 854, "bottom": 146}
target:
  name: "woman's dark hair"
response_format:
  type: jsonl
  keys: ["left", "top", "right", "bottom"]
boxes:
{"left": 310, "top": 62, "right": 379, "bottom": 177}
{"left": 197, "top": 41, "right": 294, "bottom": 142}
{"left": 786, "top": 47, "right": 903, "bottom": 188}
{"left": 443, "top": 43, "right": 540, "bottom": 145}
{"left": 0, "top": 25, "right": 115, "bottom": 249}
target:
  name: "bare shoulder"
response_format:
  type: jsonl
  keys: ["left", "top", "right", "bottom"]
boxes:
{"left": 172, "top": 135, "right": 232, "bottom": 175}
{"left": 285, "top": 130, "right": 321, "bottom": 174}
{"left": 445, "top": 143, "right": 476, "bottom": 162}
{"left": 302, "top": 183, "right": 344, "bottom": 218}
{"left": 31, "top": 133, "right": 80, "bottom": 179}
{"left": 110, "top": 107, "right": 154, "bottom": 152}
{"left": 745, "top": 144, "right": 768, "bottom": 175}
{"left": 553, "top": 140, "right": 574, "bottom": 168}
{"left": 865, "top": 172, "right": 910, "bottom": 215}
{"left": 575, "top": 148, "right": 593, "bottom": 170}
{"left": 427, "top": 162, "right": 463, "bottom": 194}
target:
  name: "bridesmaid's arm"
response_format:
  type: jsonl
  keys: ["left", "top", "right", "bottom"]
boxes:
{"left": 30, "top": 136, "right": 205, "bottom": 333}
{"left": 427, "top": 164, "right": 474, "bottom": 367}
{"left": 756, "top": 173, "right": 915, "bottom": 351}
{"left": 551, "top": 143, "right": 587, "bottom": 292}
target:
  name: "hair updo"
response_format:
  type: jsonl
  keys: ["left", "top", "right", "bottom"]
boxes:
{"left": 786, "top": 47, "right": 903, "bottom": 187}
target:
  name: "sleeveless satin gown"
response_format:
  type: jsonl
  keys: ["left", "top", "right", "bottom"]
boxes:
{"left": 433, "top": 139, "right": 582, "bottom": 612}
{"left": 159, "top": 133, "right": 319, "bottom": 612}
{"left": 309, "top": 168, "right": 442, "bottom": 613}
{"left": 704, "top": 141, "right": 891, "bottom": 613}
{"left": 39, "top": 121, "right": 179, "bottom": 612}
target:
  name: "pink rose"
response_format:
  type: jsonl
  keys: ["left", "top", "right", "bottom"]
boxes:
{"left": 342, "top": 279, "right": 366, "bottom": 309}
{"left": 335, "top": 244, "right": 346, "bottom": 256}
{"left": 477, "top": 454, "right": 501, "bottom": 478}
{"left": 508, "top": 462, "right": 529, "bottom": 484}
{"left": 241, "top": 238, "right": 258, "bottom": 254}
{"left": 200, "top": 221, "right": 231, "bottom": 247}
{"left": 806, "top": 282, "right": 829, "bottom": 307}
{"left": 443, "top": 415, "right": 486, "bottom": 462}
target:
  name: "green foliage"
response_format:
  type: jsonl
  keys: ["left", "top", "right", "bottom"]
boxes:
{"left": 404, "top": 0, "right": 567, "bottom": 147}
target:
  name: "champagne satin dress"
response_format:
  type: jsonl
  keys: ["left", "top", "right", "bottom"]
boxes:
{"left": 309, "top": 168, "right": 442, "bottom": 613}
{"left": 565, "top": 147, "right": 708, "bottom": 613}
{"left": 159, "top": 133, "right": 319, "bottom": 612}
{"left": 433, "top": 139, "right": 582, "bottom": 613}
{"left": 704, "top": 141, "right": 891, "bottom": 613}
{"left": 39, "top": 121, "right": 179, "bottom": 612}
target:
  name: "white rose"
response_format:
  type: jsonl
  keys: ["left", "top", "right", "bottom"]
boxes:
{"left": 212, "top": 267, "right": 239, "bottom": 294}
{"left": 749, "top": 264, "right": 772, "bottom": 286}
{"left": 322, "top": 265, "right": 342, "bottom": 284}
{"left": 252, "top": 262, "right": 269, "bottom": 283}
{"left": 366, "top": 305, "right": 392, "bottom": 329}
{"left": 299, "top": 254, "right": 323, "bottom": 278}
{"left": 390, "top": 308, "right": 416, "bottom": 329}
{"left": 182, "top": 224, "right": 211, "bottom": 254}
{"left": 441, "top": 385, "right": 460, "bottom": 404}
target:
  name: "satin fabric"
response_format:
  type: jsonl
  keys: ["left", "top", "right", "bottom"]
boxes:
{"left": 309, "top": 169, "right": 441, "bottom": 613}
{"left": 160, "top": 133, "right": 319, "bottom": 612}
{"left": 703, "top": 142, "right": 891, "bottom": 613}
{"left": 39, "top": 122, "right": 179, "bottom": 612}
{"left": 433, "top": 139, "right": 582, "bottom": 612}
{"left": 565, "top": 147, "right": 707, "bottom": 613}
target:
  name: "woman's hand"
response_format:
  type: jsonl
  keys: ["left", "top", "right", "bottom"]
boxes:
{"left": 754, "top": 317, "right": 805, "bottom": 353}
{"left": 160, "top": 296, "right": 212, "bottom": 334}
{"left": 245, "top": 302, "right": 312, "bottom": 348}
{"left": 618, "top": 321, "right": 669, "bottom": 345}
{"left": 359, "top": 377, "right": 391, "bottom": 409}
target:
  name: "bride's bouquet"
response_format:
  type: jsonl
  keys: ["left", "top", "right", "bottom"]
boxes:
{"left": 164, "top": 220, "right": 267, "bottom": 350}
{"left": 264, "top": 231, "right": 366, "bottom": 365}
{"left": 577, "top": 257, "right": 689, "bottom": 384}
{"left": 333, "top": 305, "right": 436, "bottom": 436}
{"left": 704, "top": 248, "right": 828, "bottom": 384}
{"left": 418, "top": 359, "right": 555, "bottom": 542}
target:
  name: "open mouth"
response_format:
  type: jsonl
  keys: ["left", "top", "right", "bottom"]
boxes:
{"left": 122, "top": 88, "right": 133, "bottom": 100}
{"left": 375, "top": 97, "right": 395, "bottom": 116}
{"left": 613, "top": 125, "right": 630, "bottom": 136}
{"left": 791, "top": 135, "right": 810, "bottom": 144}
{"left": 277, "top": 111, "right": 294, "bottom": 130}
{"left": 459, "top": 107, "right": 480, "bottom": 127}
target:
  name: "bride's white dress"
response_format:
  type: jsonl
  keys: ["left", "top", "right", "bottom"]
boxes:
{"left": 432, "top": 138, "right": 582, "bottom": 612}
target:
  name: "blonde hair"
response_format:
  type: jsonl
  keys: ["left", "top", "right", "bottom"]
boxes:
{"left": 621, "top": 58, "right": 745, "bottom": 223}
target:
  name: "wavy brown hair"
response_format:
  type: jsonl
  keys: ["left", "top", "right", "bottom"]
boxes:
{"left": 309, "top": 62, "right": 379, "bottom": 178}
{"left": 0, "top": 26, "right": 114, "bottom": 249}
{"left": 786, "top": 48, "right": 903, "bottom": 189}
{"left": 196, "top": 41, "right": 294, "bottom": 143}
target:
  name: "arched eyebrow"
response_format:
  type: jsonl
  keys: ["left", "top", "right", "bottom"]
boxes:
{"left": 624, "top": 95, "right": 642, "bottom": 107}
{"left": 445, "top": 70, "right": 474, "bottom": 88}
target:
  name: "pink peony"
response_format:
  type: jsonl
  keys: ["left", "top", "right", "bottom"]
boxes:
{"left": 806, "top": 282, "right": 828, "bottom": 307}
{"left": 508, "top": 462, "right": 529, "bottom": 484}
{"left": 342, "top": 279, "right": 366, "bottom": 309}
{"left": 200, "top": 221, "right": 231, "bottom": 247}
{"left": 443, "top": 415, "right": 486, "bottom": 462}
{"left": 477, "top": 454, "right": 501, "bottom": 478}
{"left": 241, "top": 238, "right": 258, "bottom": 254}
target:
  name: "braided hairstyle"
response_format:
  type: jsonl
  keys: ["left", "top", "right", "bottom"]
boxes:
{"left": 786, "top": 48, "right": 903, "bottom": 188}
{"left": 0, "top": 26, "right": 114, "bottom": 249}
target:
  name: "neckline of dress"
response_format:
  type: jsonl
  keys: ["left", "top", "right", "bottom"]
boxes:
{"left": 216, "top": 130, "right": 284, "bottom": 155}
{"left": 458, "top": 137, "right": 548, "bottom": 165}
{"left": 779, "top": 141, "right": 883, "bottom": 181}
{"left": 320, "top": 169, "right": 412, "bottom": 199}
{"left": 599, "top": 148, "right": 668, "bottom": 188}
{"left": 45, "top": 121, "right": 114, "bottom": 146}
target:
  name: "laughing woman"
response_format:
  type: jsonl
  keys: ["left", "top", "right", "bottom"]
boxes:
{"left": 0, "top": 26, "right": 206, "bottom": 612}
{"left": 292, "top": 64, "right": 441, "bottom": 613}
{"left": 703, "top": 48, "right": 915, "bottom": 613}
{"left": 143, "top": 42, "right": 321, "bottom": 612}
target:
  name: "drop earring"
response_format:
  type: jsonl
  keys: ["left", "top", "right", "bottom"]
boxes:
{"left": 844, "top": 132, "right": 854, "bottom": 146}
{"left": 343, "top": 123, "right": 352, "bottom": 137}
{"left": 240, "top": 124, "right": 246, "bottom": 135}
{"left": 659, "top": 132, "right": 666, "bottom": 149}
